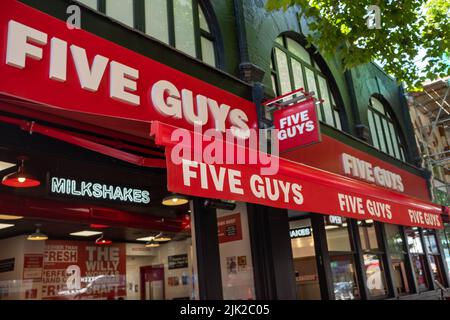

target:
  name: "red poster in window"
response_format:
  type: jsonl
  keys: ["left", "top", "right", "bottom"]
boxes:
{"left": 218, "top": 213, "right": 243, "bottom": 243}
{"left": 23, "top": 254, "right": 43, "bottom": 280}
{"left": 273, "top": 98, "right": 321, "bottom": 153}
{"left": 41, "top": 240, "right": 126, "bottom": 300}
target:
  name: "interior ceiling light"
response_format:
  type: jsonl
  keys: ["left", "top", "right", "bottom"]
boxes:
{"left": 95, "top": 233, "right": 112, "bottom": 245}
{"left": 153, "top": 233, "right": 171, "bottom": 242}
{"left": 27, "top": 224, "right": 48, "bottom": 241}
{"left": 136, "top": 236, "right": 155, "bottom": 242}
{"left": 0, "top": 214, "right": 24, "bottom": 220}
{"left": 145, "top": 241, "right": 160, "bottom": 248}
{"left": 325, "top": 225, "right": 339, "bottom": 230}
{"left": 2, "top": 156, "right": 40, "bottom": 188}
{"left": 162, "top": 193, "right": 189, "bottom": 206}
{"left": 0, "top": 223, "right": 15, "bottom": 230}
{"left": 70, "top": 230, "right": 103, "bottom": 237}
{"left": 0, "top": 161, "right": 15, "bottom": 172}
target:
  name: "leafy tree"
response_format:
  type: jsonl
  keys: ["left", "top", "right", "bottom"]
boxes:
{"left": 266, "top": 0, "right": 449, "bottom": 90}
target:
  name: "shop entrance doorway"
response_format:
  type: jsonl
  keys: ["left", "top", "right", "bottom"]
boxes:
{"left": 140, "top": 265, "right": 165, "bottom": 300}
{"left": 289, "top": 213, "right": 321, "bottom": 300}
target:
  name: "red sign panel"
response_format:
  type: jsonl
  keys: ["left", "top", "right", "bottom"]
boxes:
{"left": 0, "top": 0, "right": 257, "bottom": 139}
{"left": 42, "top": 240, "right": 126, "bottom": 300}
{"left": 273, "top": 98, "right": 321, "bottom": 152}
{"left": 217, "top": 213, "right": 243, "bottom": 243}
{"left": 283, "top": 134, "right": 431, "bottom": 201}
{"left": 151, "top": 121, "right": 443, "bottom": 229}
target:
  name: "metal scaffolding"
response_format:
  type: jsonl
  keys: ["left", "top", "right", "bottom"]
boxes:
{"left": 408, "top": 77, "right": 450, "bottom": 204}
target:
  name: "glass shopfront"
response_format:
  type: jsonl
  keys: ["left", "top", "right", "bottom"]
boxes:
{"left": 289, "top": 216, "right": 320, "bottom": 300}
{"left": 325, "top": 216, "right": 360, "bottom": 300}
{"left": 385, "top": 224, "right": 411, "bottom": 295}
{"left": 0, "top": 141, "right": 196, "bottom": 300}
{"left": 405, "top": 228, "right": 429, "bottom": 292}
{"left": 358, "top": 220, "right": 388, "bottom": 298}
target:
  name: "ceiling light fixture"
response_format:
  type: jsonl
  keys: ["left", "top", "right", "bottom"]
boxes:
{"left": 0, "top": 161, "right": 15, "bottom": 172}
{"left": 27, "top": 224, "right": 48, "bottom": 241}
{"left": 95, "top": 233, "right": 112, "bottom": 245}
{"left": 162, "top": 193, "right": 189, "bottom": 206}
{"left": 325, "top": 225, "right": 339, "bottom": 230}
{"left": 0, "top": 214, "right": 24, "bottom": 220}
{"left": 153, "top": 233, "right": 171, "bottom": 242}
{"left": 2, "top": 156, "right": 40, "bottom": 188}
{"left": 145, "top": 241, "right": 160, "bottom": 248}
{"left": 70, "top": 230, "right": 103, "bottom": 237}
{"left": 0, "top": 223, "right": 14, "bottom": 230}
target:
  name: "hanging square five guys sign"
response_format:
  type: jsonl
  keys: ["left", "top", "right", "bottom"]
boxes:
{"left": 273, "top": 98, "right": 321, "bottom": 153}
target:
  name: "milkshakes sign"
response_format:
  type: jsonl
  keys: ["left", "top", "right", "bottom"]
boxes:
{"left": 0, "top": 0, "right": 258, "bottom": 140}
{"left": 49, "top": 176, "right": 151, "bottom": 204}
{"left": 273, "top": 98, "right": 321, "bottom": 152}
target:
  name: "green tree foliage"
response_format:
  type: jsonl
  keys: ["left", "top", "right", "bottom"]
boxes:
{"left": 266, "top": 0, "right": 449, "bottom": 90}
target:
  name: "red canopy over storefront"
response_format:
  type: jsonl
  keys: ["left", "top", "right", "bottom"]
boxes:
{"left": 151, "top": 121, "right": 444, "bottom": 229}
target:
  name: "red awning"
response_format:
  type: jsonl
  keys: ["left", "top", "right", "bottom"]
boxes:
{"left": 151, "top": 121, "right": 444, "bottom": 229}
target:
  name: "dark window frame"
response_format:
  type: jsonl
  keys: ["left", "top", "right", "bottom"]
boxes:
{"left": 270, "top": 35, "right": 342, "bottom": 130}
{"left": 76, "top": 0, "right": 219, "bottom": 67}
{"left": 368, "top": 96, "right": 407, "bottom": 162}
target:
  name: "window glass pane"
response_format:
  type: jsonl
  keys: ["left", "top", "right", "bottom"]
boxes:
{"left": 291, "top": 59, "right": 304, "bottom": 90}
{"left": 330, "top": 255, "right": 360, "bottom": 300}
{"left": 275, "top": 37, "right": 284, "bottom": 45}
{"left": 363, "top": 254, "right": 388, "bottom": 297}
{"left": 406, "top": 228, "right": 424, "bottom": 254}
{"left": 317, "top": 75, "right": 334, "bottom": 126}
{"left": 304, "top": 67, "right": 318, "bottom": 100}
{"left": 334, "top": 110, "right": 342, "bottom": 130}
{"left": 198, "top": 6, "right": 210, "bottom": 32}
{"left": 368, "top": 110, "right": 380, "bottom": 149}
{"left": 385, "top": 224, "right": 411, "bottom": 295}
{"left": 271, "top": 74, "right": 278, "bottom": 97}
{"left": 201, "top": 37, "right": 215, "bottom": 66}
{"left": 217, "top": 202, "right": 255, "bottom": 300}
{"left": 145, "top": 0, "right": 169, "bottom": 44}
{"left": 105, "top": 0, "right": 134, "bottom": 27}
{"left": 286, "top": 38, "right": 311, "bottom": 64}
{"left": 274, "top": 48, "right": 291, "bottom": 94}
{"left": 174, "top": 0, "right": 196, "bottom": 57}
{"left": 385, "top": 224, "right": 405, "bottom": 255}
{"left": 423, "top": 231, "right": 439, "bottom": 254}
{"left": 411, "top": 255, "right": 429, "bottom": 291}
{"left": 382, "top": 119, "right": 395, "bottom": 157}
{"left": 371, "top": 97, "right": 385, "bottom": 114}
{"left": 358, "top": 220, "right": 379, "bottom": 251}
{"left": 289, "top": 219, "right": 321, "bottom": 300}
{"left": 0, "top": 202, "right": 196, "bottom": 300}
{"left": 325, "top": 216, "right": 352, "bottom": 252}
{"left": 438, "top": 226, "right": 450, "bottom": 281}
{"left": 374, "top": 113, "right": 387, "bottom": 153}
{"left": 400, "top": 148, "right": 406, "bottom": 161}
{"left": 388, "top": 122, "right": 401, "bottom": 159}
{"left": 77, "top": 0, "right": 98, "bottom": 9}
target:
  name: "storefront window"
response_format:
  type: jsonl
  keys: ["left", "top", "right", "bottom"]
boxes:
{"left": 437, "top": 224, "right": 450, "bottom": 281}
{"left": 325, "top": 216, "right": 352, "bottom": 252}
{"left": 289, "top": 218, "right": 320, "bottom": 300}
{"left": 405, "top": 228, "right": 429, "bottom": 292}
{"left": 325, "top": 216, "right": 360, "bottom": 300}
{"left": 0, "top": 210, "right": 195, "bottom": 300}
{"left": 423, "top": 230, "right": 445, "bottom": 286}
{"left": 385, "top": 224, "right": 411, "bottom": 295}
{"left": 76, "top": 0, "right": 218, "bottom": 66}
{"left": 330, "top": 255, "right": 360, "bottom": 300}
{"left": 358, "top": 221, "right": 388, "bottom": 297}
{"left": 216, "top": 202, "right": 255, "bottom": 300}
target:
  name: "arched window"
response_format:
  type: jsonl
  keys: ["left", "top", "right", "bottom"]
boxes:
{"left": 77, "top": 0, "right": 217, "bottom": 66}
{"left": 367, "top": 96, "right": 406, "bottom": 161}
{"left": 271, "top": 35, "right": 342, "bottom": 130}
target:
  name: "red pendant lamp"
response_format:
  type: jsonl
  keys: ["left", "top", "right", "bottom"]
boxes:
{"left": 95, "top": 233, "right": 112, "bottom": 245}
{"left": 2, "top": 156, "right": 40, "bottom": 188}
